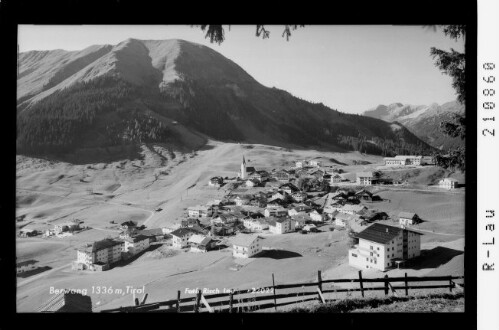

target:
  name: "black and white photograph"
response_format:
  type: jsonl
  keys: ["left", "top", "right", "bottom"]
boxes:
{"left": 13, "top": 23, "right": 470, "bottom": 315}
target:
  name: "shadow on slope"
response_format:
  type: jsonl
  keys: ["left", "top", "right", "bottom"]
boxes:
{"left": 407, "top": 246, "right": 463, "bottom": 270}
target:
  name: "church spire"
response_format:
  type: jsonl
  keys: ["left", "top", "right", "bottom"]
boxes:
{"left": 243, "top": 155, "right": 246, "bottom": 165}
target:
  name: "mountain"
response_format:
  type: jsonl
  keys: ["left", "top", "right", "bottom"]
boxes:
{"left": 363, "top": 101, "right": 465, "bottom": 151}
{"left": 17, "top": 38, "right": 435, "bottom": 160}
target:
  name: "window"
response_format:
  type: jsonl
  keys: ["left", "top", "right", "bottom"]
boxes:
{"left": 377, "top": 247, "right": 380, "bottom": 250}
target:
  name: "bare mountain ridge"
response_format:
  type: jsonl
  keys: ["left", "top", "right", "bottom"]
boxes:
{"left": 17, "top": 38, "right": 434, "bottom": 160}
{"left": 363, "top": 101, "right": 465, "bottom": 151}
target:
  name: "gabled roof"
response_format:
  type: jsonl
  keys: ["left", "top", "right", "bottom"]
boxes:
{"left": 121, "top": 220, "right": 137, "bottom": 226}
{"left": 355, "top": 223, "right": 422, "bottom": 244}
{"left": 188, "top": 234, "right": 209, "bottom": 245}
{"left": 231, "top": 234, "right": 263, "bottom": 247}
{"left": 341, "top": 204, "right": 367, "bottom": 213}
{"left": 125, "top": 234, "right": 150, "bottom": 243}
{"left": 137, "top": 228, "right": 164, "bottom": 236}
{"left": 84, "top": 238, "right": 124, "bottom": 252}
{"left": 171, "top": 228, "right": 196, "bottom": 238}
{"left": 355, "top": 189, "right": 373, "bottom": 196}
{"left": 398, "top": 212, "right": 417, "bottom": 219}
{"left": 335, "top": 213, "right": 361, "bottom": 221}
{"left": 188, "top": 205, "right": 211, "bottom": 211}
{"left": 246, "top": 166, "right": 256, "bottom": 173}
{"left": 357, "top": 172, "right": 374, "bottom": 178}
{"left": 265, "top": 206, "right": 288, "bottom": 212}
{"left": 279, "top": 183, "right": 299, "bottom": 191}
{"left": 440, "top": 178, "right": 459, "bottom": 182}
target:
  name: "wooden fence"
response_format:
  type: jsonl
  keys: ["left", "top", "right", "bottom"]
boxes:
{"left": 100, "top": 271, "right": 464, "bottom": 313}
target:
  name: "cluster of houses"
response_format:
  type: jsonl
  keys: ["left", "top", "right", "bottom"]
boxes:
{"left": 69, "top": 155, "right": 445, "bottom": 273}
{"left": 73, "top": 220, "right": 168, "bottom": 271}
{"left": 45, "top": 219, "right": 84, "bottom": 237}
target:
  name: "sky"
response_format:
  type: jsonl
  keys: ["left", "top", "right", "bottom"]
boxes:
{"left": 18, "top": 25, "right": 465, "bottom": 114}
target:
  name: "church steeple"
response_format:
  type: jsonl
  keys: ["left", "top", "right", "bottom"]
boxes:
{"left": 240, "top": 155, "right": 247, "bottom": 179}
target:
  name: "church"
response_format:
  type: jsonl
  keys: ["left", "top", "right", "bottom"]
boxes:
{"left": 238, "top": 156, "right": 256, "bottom": 180}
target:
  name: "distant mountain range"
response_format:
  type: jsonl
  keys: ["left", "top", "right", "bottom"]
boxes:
{"left": 17, "top": 38, "right": 435, "bottom": 160}
{"left": 363, "top": 101, "right": 465, "bottom": 151}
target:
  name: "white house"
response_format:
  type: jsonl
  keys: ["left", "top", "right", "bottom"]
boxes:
{"left": 279, "top": 183, "right": 299, "bottom": 195}
{"left": 330, "top": 174, "right": 343, "bottom": 184}
{"left": 309, "top": 210, "right": 325, "bottom": 222}
{"left": 208, "top": 176, "right": 224, "bottom": 187}
{"left": 295, "top": 160, "right": 308, "bottom": 168}
{"left": 211, "top": 213, "right": 238, "bottom": 225}
{"left": 123, "top": 235, "right": 150, "bottom": 255}
{"left": 291, "top": 192, "right": 307, "bottom": 202}
{"left": 356, "top": 172, "right": 378, "bottom": 185}
{"left": 17, "top": 260, "right": 38, "bottom": 274}
{"left": 398, "top": 212, "right": 421, "bottom": 226}
{"left": 188, "top": 235, "right": 216, "bottom": 252}
{"left": 291, "top": 212, "right": 311, "bottom": 228}
{"left": 187, "top": 205, "right": 213, "bottom": 218}
{"left": 439, "top": 178, "right": 459, "bottom": 189}
{"left": 268, "top": 218, "right": 295, "bottom": 234}
{"left": 264, "top": 207, "right": 288, "bottom": 218}
{"left": 421, "top": 156, "right": 436, "bottom": 165}
{"left": 309, "top": 160, "right": 321, "bottom": 167}
{"left": 170, "top": 228, "right": 197, "bottom": 248}
{"left": 245, "top": 179, "right": 259, "bottom": 187}
{"left": 339, "top": 204, "right": 368, "bottom": 215}
{"left": 243, "top": 218, "right": 269, "bottom": 232}
{"left": 234, "top": 196, "right": 251, "bottom": 206}
{"left": 76, "top": 239, "right": 124, "bottom": 271}
{"left": 349, "top": 223, "right": 423, "bottom": 271}
{"left": 302, "top": 224, "right": 318, "bottom": 232}
{"left": 162, "top": 224, "right": 181, "bottom": 234}
{"left": 232, "top": 235, "right": 264, "bottom": 258}
{"left": 334, "top": 213, "right": 362, "bottom": 227}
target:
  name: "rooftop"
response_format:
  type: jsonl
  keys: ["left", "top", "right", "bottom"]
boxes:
{"left": 341, "top": 204, "right": 367, "bottom": 212}
{"left": 357, "top": 172, "right": 374, "bottom": 178}
{"left": 398, "top": 211, "right": 417, "bottom": 219}
{"left": 80, "top": 238, "right": 124, "bottom": 253}
{"left": 170, "top": 227, "right": 197, "bottom": 237}
{"left": 188, "top": 234, "right": 210, "bottom": 245}
{"left": 355, "top": 223, "right": 422, "bottom": 244}
{"left": 137, "top": 228, "right": 164, "bottom": 236}
{"left": 17, "top": 259, "right": 38, "bottom": 267}
{"left": 125, "top": 234, "right": 150, "bottom": 243}
{"left": 231, "top": 234, "right": 263, "bottom": 247}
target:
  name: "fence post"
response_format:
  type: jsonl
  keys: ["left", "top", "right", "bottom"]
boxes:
{"left": 176, "top": 290, "right": 181, "bottom": 312}
{"left": 358, "top": 270, "right": 364, "bottom": 298}
{"left": 317, "top": 270, "right": 323, "bottom": 302}
{"left": 272, "top": 273, "right": 277, "bottom": 311}
{"left": 449, "top": 276, "right": 453, "bottom": 293}
{"left": 384, "top": 274, "right": 389, "bottom": 296}
{"left": 404, "top": 273, "right": 409, "bottom": 296}
{"left": 195, "top": 290, "right": 201, "bottom": 313}
{"left": 229, "top": 290, "right": 234, "bottom": 313}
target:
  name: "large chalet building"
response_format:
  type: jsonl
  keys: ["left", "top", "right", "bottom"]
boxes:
{"left": 75, "top": 238, "right": 125, "bottom": 271}
{"left": 349, "top": 223, "right": 423, "bottom": 271}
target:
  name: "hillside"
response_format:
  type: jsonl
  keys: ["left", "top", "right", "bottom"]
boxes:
{"left": 363, "top": 101, "right": 465, "bottom": 151}
{"left": 17, "top": 39, "right": 435, "bottom": 162}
